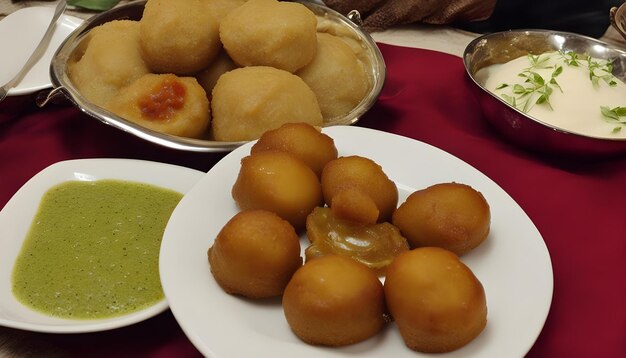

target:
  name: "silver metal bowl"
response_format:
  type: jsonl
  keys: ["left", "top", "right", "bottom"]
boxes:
{"left": 463, "top": 29, "right": 626, "bottom": 157}
{"left": 43, "top": 0, "right": 386, "bottom": 152}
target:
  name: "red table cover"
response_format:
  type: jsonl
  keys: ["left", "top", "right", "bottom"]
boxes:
{"left": 1, "top": 43, "right": 625, "bottom": 357}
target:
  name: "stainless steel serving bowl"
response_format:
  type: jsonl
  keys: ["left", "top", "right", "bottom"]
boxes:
{"left": 463, "top": 29, "right": 626, "bottom": 157}
{"left": 43, "top": 0, "right": 386, "bottom": 152}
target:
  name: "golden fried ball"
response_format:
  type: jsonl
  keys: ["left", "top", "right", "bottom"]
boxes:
{"left": 330, "top": 188, "right": 379, "bottom": 225}
{"left": 195, "top": 50, "right": 237, "bottom": 97}
{"left": 297, "top": 32, "right": 371, "bottom": 120}
{"left": 219, "top": 0, "right": 317, "bottom": 73}
{"left": 67, "top": 20, "right": 150, "bottom": 108}
{"left": 211, "top": 66, "right": 322, "bottom": 141}
{"left": 282, "top": 255, "right": 385, "bottom": 346}
{"left": 107, "top": 73, "right": 210, "bottom": 138}
{"left": 140, "top": 0, "right": 221, "bottom": 74}
{"left": 205, "top": 0, "right": 247, "bottom": 25}
{"left": 208, "top": 210, "right": 302, "bottom": 298}
{"left": 250, "top": 123, "right": 337, "bottom": 178}
{"left": 392, "top": 182, "right": 490, "bottom": 256}
{"left": 384, "top": 247, "right": 487, "bottom": 353}
{"left": 321, "top": 156, "right": 398, "bottom": 223}
{"left": 232, "top": 151, "right": 323, "bottom": 230}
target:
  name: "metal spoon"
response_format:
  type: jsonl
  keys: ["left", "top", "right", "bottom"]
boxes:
{"left": 0, "top": 0, "right": 66, "bottom": 103}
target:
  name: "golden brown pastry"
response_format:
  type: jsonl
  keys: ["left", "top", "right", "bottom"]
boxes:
{"left": 392, "top": 182, "right": 490, "bottom": 255}
{"left": 330, "top": 187, "right": 379, "bottom": 225}
{"left": 384, "top": 247, "right": 487, "bottom": 353}
{"left": 219, "top": 0, "right": 317, "bottom": 73}
{"left": 67, "top": 20, "right": 150, "bottom": 109}
{"left": 282, "top": 255, "right": 386, "bottom": 346}
{"left": 140, "top": 0, "right": 221, "bottom": 74}
{"left": 321, "top": 155, "right": 398, "bottom": 223}
{"left": 297, "top": 32, "right": 371, "bottom": 120}
{"left": 211, "top": 66, "right": 322, "bottom": 141}
{"left": 107, "top": 73, "right": 210, "bottom": 138}
{"left": 205, "top": 0, "right": 248, "bottom": 25}
{"left": 195, "top": 50, "right": 238, "bottom": 97}
{"left": 208, "top": 210, "right": 302, "bottom": 298}
{"left": 250, "top": 122, "right": 337, "bottom": 178}
{"left": 231, "top": 151, "right": 323, "bottom": 230}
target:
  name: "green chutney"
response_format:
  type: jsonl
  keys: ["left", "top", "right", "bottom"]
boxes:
{"left": 12, "top": 179, "right": 183, "bottom": 320}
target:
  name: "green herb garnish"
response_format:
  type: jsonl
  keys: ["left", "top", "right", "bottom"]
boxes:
{"left": 586, "top": 56, "right": 618, "bottom": 88}
{"left": 558, "top": 50, "right": 581, "bottom": 66}
{"left": 497, "top": 64, "right": 563, "bottom": 112}
{"left": 600, "top": 106, "right": 626, "bottom": 133}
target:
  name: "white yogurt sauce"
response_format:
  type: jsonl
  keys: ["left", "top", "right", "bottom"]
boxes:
{"left": 475, "top": 51, "right": 626, "bottom": 138}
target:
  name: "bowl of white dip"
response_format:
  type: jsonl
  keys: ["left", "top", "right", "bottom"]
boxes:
{"left": 464, "top": 29, "right": 626, "bottom": 157}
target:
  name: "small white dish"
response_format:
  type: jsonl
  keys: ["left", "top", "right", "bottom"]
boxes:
{"left": 160, "top": 126, "right": 554, "bottom": 358}
{"left": 0, "top": 6, "right": 83, "bottom": 96}
{"left": 0, "top": 159, "right": 204, "bottom": 333}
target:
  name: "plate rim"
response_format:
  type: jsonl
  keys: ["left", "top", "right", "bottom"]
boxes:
{"left": 0, "top": 158, "right": 204, "bottom": 333}
{"left": 1, "top": 6, "right": 83, "bottom": 96}
{"left": 160, "top": 126, "right": 554, "bottom": 357}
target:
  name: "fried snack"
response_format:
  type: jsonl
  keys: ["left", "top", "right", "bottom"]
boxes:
{"left": 384, "top": 247, "right": 487, "bottom": 353}
{"left": 219, "top": 0, "right": 317, "bottom": 73}
{"left": 107, "top": 73, "right": 210, "bottom": 138}
{"left": 321, "top": 156, "right": 398, "bottom": 223}
{"left": 330, "top": 188, "right": 379, "bottom": 225}
{"left": 140, "top": 0, "right": 221, "bottom": 74}
{"left": 208, "top": 210, "right": 302, "bottom": 298}
{"left": 392, "top": 182, "right": 490, "bottom": 255}
{"left": 67, "top": 20, "right": 150, "bottom": 108}
{"left": 195, "top": 50, "right": 237, "bottom": 97}
{"left": 205, "top": 0, "right": 247, "bottom": 25}
{"left": 297, "top": 32, "right": 371, "bottom": 120}
{"left": 305, "top": 207, "right": 409, "bottom": 275}
{"left": 250, "top": 123, "right": 337, "bottom": 178}
{"left": 282, "top": 255, "right": 385, "bottom": 346}
{"left": 231, "top": 151, "right": 323, "bottom": 230}
{"left": 211, "top": 66, "right": 323, "bottom": 141}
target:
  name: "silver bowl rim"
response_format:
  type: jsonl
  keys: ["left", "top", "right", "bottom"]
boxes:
{"left": 463, "top": 28, "right": 626, "bottom": 143}
{"left": 48, "top": 0, "right": 387, "bottom": 152}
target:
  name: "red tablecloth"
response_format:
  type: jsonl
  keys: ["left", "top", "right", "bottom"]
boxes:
{"left": 1, "top": 43, "right": 625, "bottom": 357}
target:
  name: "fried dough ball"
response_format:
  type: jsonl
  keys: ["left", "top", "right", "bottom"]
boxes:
{"left": 232, "top": 151, "right": 323, "bottom": 230}
{"left": 219, "top": 0, "right": 317, "bottom": 73}
{"left": 140, "top": 0, "right": 221, "bottom": 74}
{"left": 282, "top": 255, "right": 385, "bottom": 346}
{"left": 67, "top": 20, "right": 149, "bottom": 108}
{"left": 384, "top": 247, "right": 487, "bottom": 353}
{"left": 107, "top": 73, "right": 210, "bottom": 138}
{"left": 321, "top": 156, "right": 398, "bottom": 223}
{"left": 211, "top": 66, "right": 322, "bottom": 141}
{"left": 205, "top": 0, "right": 247, "bottom": 25}
{"left": 305, "top": 207, "right": 409, "bottom": 275}
{"left": 208, "top": 210, "right": 302, "bottom": 298}
{"left": 250, "top": 123, "right": 337, "bottom": 178}
{"left": 195, "top": 50, "right": 237, "bottom": 97}
{"left": 297, "top": 33, "right": 371, "bottom": 120}
{"left": 330, "top": 188, "right": 379, "bottom": 225}
{"left": 392, "top": 182, "right": 490, "bottom": 256}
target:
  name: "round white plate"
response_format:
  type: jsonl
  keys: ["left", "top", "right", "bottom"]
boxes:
{"left": 0, "top": 159, "right": 204, "bottom": 333}
{"left": 0, "top": 6, "right": 83, "bottom": 96}
{"left": 160, "top": 126, "right": 554, "bottom": 358}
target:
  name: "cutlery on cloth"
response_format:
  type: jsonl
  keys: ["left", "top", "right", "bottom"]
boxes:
{"left": 0, "top": 0, "right": 66, "bottom": 103}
